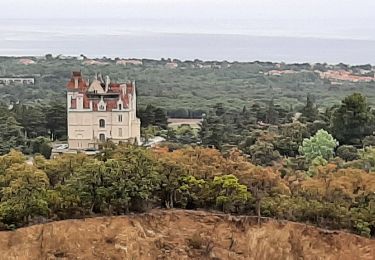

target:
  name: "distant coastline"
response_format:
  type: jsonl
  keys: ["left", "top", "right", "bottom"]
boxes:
{"left": 1, "top": 19, "right": 375, "bottom": 65}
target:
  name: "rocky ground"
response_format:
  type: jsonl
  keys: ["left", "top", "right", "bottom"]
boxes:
{"left": 0, "top": 209, "right": 373, "bottom": 260}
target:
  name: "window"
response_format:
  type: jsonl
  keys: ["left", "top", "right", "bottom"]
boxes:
{"left": 99, "top": 134, "right": 106, "bottom": 142}
{"left": 99, "top": 119, "right": 105, "bottom": 128}
{"left": 119, "top": 104, "right": 122, "bottom": 110}
{"left": 119, "top": 128, "right": 122, "bottom": 137}
{"left": 118, "top": 115, "right": 123, "bottom": 122}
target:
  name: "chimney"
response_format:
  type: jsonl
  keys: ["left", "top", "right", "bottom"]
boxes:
{"left": 74, "top": 77, "right": 78, "bottom": 88}
{"left": 105, "top": 75, "right": 110, "bottom": 92}
{"left": 98, "top": 73, "right": 104, "bottom": 83}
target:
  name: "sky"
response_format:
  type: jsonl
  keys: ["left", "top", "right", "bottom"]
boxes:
{"left": 1, "top": 0, "right": 375, "bottom": 63}
{"left": 2, "top": 0, "right": 375, "bottom": 40}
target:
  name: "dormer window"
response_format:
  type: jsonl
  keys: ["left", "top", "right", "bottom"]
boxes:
{"left": 119, "top": 104, "right": 122, "bottom": 110}
{"left": 99, "top": 104, "right": 105, "bottom": 110}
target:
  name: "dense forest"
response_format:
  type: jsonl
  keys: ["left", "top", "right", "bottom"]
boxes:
{"left": 0, "top": 56, "right": 375, "bottom": 238}
{"left": 1, "top": 56, "right": 375, "bottom": 116}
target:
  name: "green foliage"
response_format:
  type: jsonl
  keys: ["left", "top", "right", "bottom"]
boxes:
{"left": 45, "top": 101, "right": 67, "bottom": 140}
{"left": 336, "top": 145, "right": 358, "bottom": 162}
{"left": 300, "top": 94, "right": 319, "bottom": 122}
{"left": 0, "top": 115, "right": 25, "bottom": 155}
{"left": 331, "top": 93, "right": 375, "bottom": 145}
{"left": 0, "top": 163, "right": 49, "bottom": 226}
{"left": 362, "top": 135, "right": 375, "bottom": 147}
{"left": 273, "top": 122, "right": 310, "bottom": 157}
{"left": 31, "top": 137, "right": 52, "bottom": 159}
{"left": 108, "top": 145, "right": 161, "bottom": 211}
{"left": 249, "top": 140, "right": 281, "bottom": 166}
{"left": 299, "top": 129, "right": 338, "bottom": 162}
{"left": 1, "top": 58, "right": 375, "bottom": 238}
{"left": 179, "top": 175, "right": 207, "bottom": 209}
{"left": 138, "top": 104, "right": 168, "bottom": 129}
{"left": 0, "top": 146, "right": 373, "bottom": 238}
{"left": 354, "top": 220, "right": 371, "bottom": 238}
{"left": 358, "top": 147, "right": 375, "bottom": 171}
{"left": 210, "top": 175, "right": 250, "bottom": 213}
{"left": 307, "top": 156, "right": 328, "bottom": 177}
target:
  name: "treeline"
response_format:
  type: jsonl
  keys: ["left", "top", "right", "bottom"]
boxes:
{"left": 0, "top": 101, "right": 66, "bottom": 157}
{"left": 0, "top": 145, "right": 374, "bottom": 238}
{"left": 2, "top": 56, "right": 375, "bottom": 116}
{"left": 200, "top": 93, "right": 375, "bottom": 166}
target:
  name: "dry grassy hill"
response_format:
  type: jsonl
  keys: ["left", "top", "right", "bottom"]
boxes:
{"left": 0, "top": 209, "right": 373, "bottom": 260}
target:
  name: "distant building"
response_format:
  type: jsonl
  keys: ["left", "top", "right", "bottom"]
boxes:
{"left": 116, "top": 59, "right": 143, "bottom": 66}
{"left": 0, "top": 77, "right": 35, "bottom": 85}
{"left": 19, "top": 58, "right": 35, "bottom": 65}
{"left": 66, "top": 71, "right": 140, "bottom": 150}
{"left": 165, "top": 62, "right": 178, "bottom": 69}
{"left": 318, "top": 70, "right": 374, "bottom": 83}
{"left": 82, "top": 60, "right": 109, "bottom": 66}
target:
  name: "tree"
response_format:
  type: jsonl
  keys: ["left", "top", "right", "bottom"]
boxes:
{"left": 13, "top": 104, "right": 47, "bottom": 138}
{"left": 45, "top": 101, "right": 67, "bottom": 140}
{"left": 336, "top": 145, "right": 358, "bottom": 162}
{"left": 34, "top": 153, "right": 88, "bottom": 187}
{"left": 265, "top": 99, "right": 279, "bottom": 125}
{"left": 273, "top": 122, "right": 310, "bottom": 157}
{"left": 239, "top": 167, "right": 289, "bottom": 225}
{"left": 299, "top": 129, "right": 338, "bottom": 162}
{"left": 210, "top": 175, "right": 250, "bottom": 213}
{"left": 178, "top": 175, "right": 207, "bottom": 209}
{"left": 362, "top": 135, "right": 375, "bottom": 147}
{"left": 31, "top": 137, "right": 52, "bottom": 159}
{"left": 59, "top": 159, "right": 107, "bottom": 214}
{"left": 249, "top": 140, "right": 281, "bottom": 166}
{"left": 154, "top": 107, "right": 168, "bottom": 129}
{"left": 139, "top": 105, "right": 168, "bottom": 129}
{"left": 0, "top": 163, "right": 49, "bottom": 226}
{"left": 331, "top": 93, "right": 375, "bottom": 145}
{"left": 300, "top": 94, "right": 319, "bottom": 122}
{"left": 0, "top": 115, "right": 25, "bottom": 155}
{"left": 158, "top": 155, "right": 187, "bottom": 208}
{"left": 109, "top": 145, "right": 161, "bottom": 212}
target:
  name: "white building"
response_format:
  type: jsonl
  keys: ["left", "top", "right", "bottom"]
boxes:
{"left": 67, "top": 71, "right": 140, "bottom": 150}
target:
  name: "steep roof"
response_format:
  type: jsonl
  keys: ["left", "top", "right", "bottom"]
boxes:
{"left": 66, "top": 71, "right": 88, "bottom": 91}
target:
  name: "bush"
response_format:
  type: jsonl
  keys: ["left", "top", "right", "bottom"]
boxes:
{"left": 336, "top": 145, "right": 358, "bottom": 162}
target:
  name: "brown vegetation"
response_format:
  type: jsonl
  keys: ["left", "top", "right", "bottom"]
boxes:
{"left": 0, "top": 209, "right": 374, "bottom": 260}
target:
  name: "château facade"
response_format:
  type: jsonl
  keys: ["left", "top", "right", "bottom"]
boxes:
{"left": 67, "top": 71, "right": 140, "bottom": 150}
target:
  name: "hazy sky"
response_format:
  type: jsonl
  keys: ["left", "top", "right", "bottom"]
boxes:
{"left": 3, "top": 0, "right": 374, "bottom": 20}
{"left": 3, "top": 0, "right": 375, "bottom": 40}
{"left": 2, "top": 0, "right": 375, "bottom": 63}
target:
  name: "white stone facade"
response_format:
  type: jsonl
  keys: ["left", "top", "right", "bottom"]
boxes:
{"left": 67, "top": 72, "right": 140, "bottom": 150}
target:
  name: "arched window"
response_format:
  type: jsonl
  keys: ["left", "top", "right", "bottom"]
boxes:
{"left": 99, "top": 134, "right": 105, "bottom": 142}
{"left": 119, "top": 104, "right": 122, "bottom": 110}
{"left": 99, "top": 119, "right": 105, "bottom": 128}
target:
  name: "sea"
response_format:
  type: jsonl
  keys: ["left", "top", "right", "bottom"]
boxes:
{"left": 1, "top": 18, "right": 375, "bottom": 65}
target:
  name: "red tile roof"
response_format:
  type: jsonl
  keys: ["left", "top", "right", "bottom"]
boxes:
{"left": 67, "top": 72, "right": 134, "bottom": 111}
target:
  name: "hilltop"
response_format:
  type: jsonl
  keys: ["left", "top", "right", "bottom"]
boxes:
{"left": 0, "top": 209, "right": 374, "bottom": 260}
